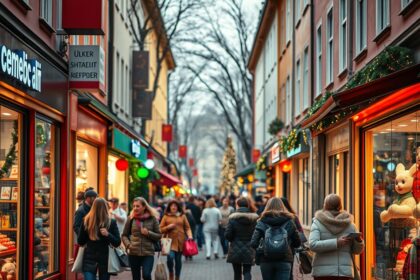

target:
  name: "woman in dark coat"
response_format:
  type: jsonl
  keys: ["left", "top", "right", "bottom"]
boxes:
{"left": 77, "top": 197, "right": 121, "bottom": 280}
{"left": 225, "top": 197, "right": 259, "bottom": 280}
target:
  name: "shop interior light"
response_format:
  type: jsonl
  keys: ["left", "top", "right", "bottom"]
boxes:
{"left": 1, "top": 112, "right": 11, "bottom": 116}
{"left": 144, "top": 159, "right": 155, "bottom": 169}
{"left": 398, "top": 124, "right": 408, "bottom": 127}
{"left": 279, "top": 159, "right": 292, "bottom": 173}
{"left": 411, "top": 119, "right": 419, "bottom": 122}
{"left": 137, "top": 167, "right": 149, "bottom": 179}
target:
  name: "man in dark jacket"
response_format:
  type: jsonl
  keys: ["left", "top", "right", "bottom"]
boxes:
{"left": 73, "top": 189, "right": 97, "bottom": 236}
{"left": 186, "top": 196, "right": 202, "bottom": 247}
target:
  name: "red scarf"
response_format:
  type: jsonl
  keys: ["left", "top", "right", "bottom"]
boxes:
{"left": 132, "top": 212, "right": 151, "bottom": 229}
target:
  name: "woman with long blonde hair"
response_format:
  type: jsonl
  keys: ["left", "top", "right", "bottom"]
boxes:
{"left": 250, "top": 197, "right": 301, "bottom": 280}
{"left": 122, "top": 197, "right": 161, "bottom": 280}
{"left": 77, "top": 197, "right": 121, "bottom": 280}
{"left": 200, "top": 198, "right": 222, "bottom": 260}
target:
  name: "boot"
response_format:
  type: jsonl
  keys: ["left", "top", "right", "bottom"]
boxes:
{"left": 169, "top": 273, "right": 174, "bottom": 280}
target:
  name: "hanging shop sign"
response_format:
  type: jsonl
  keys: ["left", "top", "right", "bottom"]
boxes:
{"left": 162, "top": 124, "right": 173, "bottom": 142}
{"left": 132, "top": 89, "right": 153, "bottom": 119}
{"left": 271, "top": 143, "right": 280, "bottom": 164}
{"left": 69, "top": 45, "right": 105, "bottom": 91}
{"left": 62, "top": 0, "right": 105, "bottom": 35}
{"left": 178, "top": 145, "right": 187, "bottom": 158}
{"left": 0, "top": 45, "right": 42, "bottom": 92}
{"left": 131, "top": 140, "right": 141, "bottom": 158}
{"left": 132, "top": 51, "right": 149, "bottom": 90}
{"left": 252, "top": 148, "right": 261, "bottom": 163}
{"left": 112, "top": 128, "right": 147, "bottom": 161}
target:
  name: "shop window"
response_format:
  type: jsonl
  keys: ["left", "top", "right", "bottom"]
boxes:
{"left": 75, "top": 140, "right": 98, "bottom": 209}
{"left": 328, "top": 152, "right": 351, "bottom": 212}
{"left": 298, "top": 158, "right": 311, "bottom": 226}
{"left": 34, "top": 119, "right": 58, "bottom": 278}
{"left": 107, "top": 155, "right": 127, "bottom": 203}
{"left": 0, "top": 106, "right": 21, "bottom": 279}
{"left": 365, "top": 110, "right": 420, "bottom": 279}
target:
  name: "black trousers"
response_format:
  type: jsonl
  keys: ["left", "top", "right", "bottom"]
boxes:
{"left": 232, "top": 263, "right": 252, "bottom": 280}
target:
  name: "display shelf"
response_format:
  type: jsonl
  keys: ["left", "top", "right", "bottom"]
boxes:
{"left": 0, "top": 178, "right": 18, "bottom": 181}
{"left": 0, "top": 228, "right": 17, "bottom": 231}
{"left": 0, "top": 200, "right": 17, "bottom": 203}
{"left": 35, "top": 206, "right": 50, "bottom": 210}
{"left": 0, "top": 248, "right": 16, "bottom": 257}
{"left": 35, "top": 188, "right": 50, "bottom": 191}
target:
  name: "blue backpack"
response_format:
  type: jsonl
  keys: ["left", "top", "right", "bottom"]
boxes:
{"left": 263, "top": 223, "right": 290, "bottom": 258}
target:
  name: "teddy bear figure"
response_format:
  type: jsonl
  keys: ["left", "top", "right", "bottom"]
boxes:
{"left": 380, "top": 163, "right": 417, "bottom": 223}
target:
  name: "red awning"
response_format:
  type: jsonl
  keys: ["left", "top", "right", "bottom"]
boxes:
{"left": 154, "top": 169, "right": 182, "bottom": 187}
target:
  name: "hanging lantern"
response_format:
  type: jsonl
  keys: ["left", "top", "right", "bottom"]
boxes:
{"left": 193, "top": 169, "right": 198, "bottom": 177}
{"left": 279, "top": 159, "right": 292, "bottom": 173}
{"left": 252, "top": 149, "right": 261, "bottom": 163}
{"left": 115, "top": 158, "right": 129, "bottom": 171}
{"left": 42, "top": 166, "right": 51, "bottom": 175}
{"left": 144, "top": 159, "right": 155, "bottom": 169}
{"left": 162, "top": 124, "right": 173, "bottom": 142}
{"left": 178, "top": 145, "right": 187, "bottom": 158}
{"left": 247, "top": 174, "right": 254, "bottom": 182}
{"left": 137, "top": 167, "right": 149, "bottom": 179}
{"left": 188, "top": 158, "right": 194, "bottom": 167}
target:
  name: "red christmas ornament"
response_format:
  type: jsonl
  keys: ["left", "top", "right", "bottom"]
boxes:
{"left": 42, "top": 167, "right": 51, "bottom": 175}
{"left": 115, "top": 158, "right": 129, "bottom": 171}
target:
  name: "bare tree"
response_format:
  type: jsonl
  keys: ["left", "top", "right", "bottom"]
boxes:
{"left": 185, "top": 0, "right": 257, "bottom": 166}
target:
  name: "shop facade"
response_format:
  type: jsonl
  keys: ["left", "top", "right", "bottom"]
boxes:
{"left": 0, "top": 20, "right": 68, "bottom": 280}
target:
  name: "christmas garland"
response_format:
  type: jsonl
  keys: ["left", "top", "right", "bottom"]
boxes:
{"left": 278, "top": 127, "right": 309, "bottom": 154}
{"left": 268, "top": 118, "right": 285, "bottom": 136}
{"left": 256, "top": 154, "right": 267, "bottom": 171}
{"left": 306, "top": 91, "right": 333, "bottom": 118}
{"left": 0, "top": 121, "right": 18, "bottom": 179}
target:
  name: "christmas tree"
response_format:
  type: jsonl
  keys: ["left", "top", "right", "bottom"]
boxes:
{"left": 220, "top": 137, "right": 237, "bottom": 196}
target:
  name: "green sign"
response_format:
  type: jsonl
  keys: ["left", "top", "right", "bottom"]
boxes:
{"left": 113, "top": 128, "right": 147, "bottom": 161}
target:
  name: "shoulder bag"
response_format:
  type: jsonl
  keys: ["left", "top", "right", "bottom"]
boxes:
{"left": 71, "top": 246, "right": 85, "bottom": 273}
{"left": 108, "top": 246, "right": 122, "bottom": 273}
{"left": 296, "top": 245, "right": 313, "bottom": 274}
{"left": 154, "top": 253, "right": 168, "bottom": 280}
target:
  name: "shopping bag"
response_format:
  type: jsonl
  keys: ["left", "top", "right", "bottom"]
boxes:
{"left": 108, "top": 246, "right": 121, "bottom": 273}
{"left": 154, "top": 254, "right": 168, "bottom": 280}
{"left": 161, "top": 236, "right": 172, "bottom": 256}
{"left": 182, "top": 239, "right": 198, "bottom": 257}
{"left": 154, "top": 240, "right": 162, "bottom": 252}
{"left": 71, "top": 246, "right": 85, "bottom": 273}
{"left": 115, "top": 247, "right": 130, "bottom": 267}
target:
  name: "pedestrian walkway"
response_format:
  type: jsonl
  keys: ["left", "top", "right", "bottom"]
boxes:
{"left": 114, "top": 250, "right": 313, "bottom": 280}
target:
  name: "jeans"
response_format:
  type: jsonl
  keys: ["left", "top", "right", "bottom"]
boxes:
{"left": 260, "top": 262, "right": 291, "bottom": 280}
{"left": 204, "top": 231, "right": 219, "bottom": 257}
{"left": 196, "top": 224, "right": 204, "bottom": 249}
{"left": 83, "top": 271, "right": 110, "bottom": 280}
{"left": 167, "top": 250, "right": 183, "bottom": 277}
{"left": 218, "top": 227, "right": 229, "bottom": 255}
{"left": 232, "top": 263, "right": 252, "bottom": 280}
{"left": 129, "top": 255, "right": 154, "bottom": 280}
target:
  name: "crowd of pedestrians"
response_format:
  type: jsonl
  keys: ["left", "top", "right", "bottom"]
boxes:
{"left": 71, "top": 189, "right": 364, "bottom": 280}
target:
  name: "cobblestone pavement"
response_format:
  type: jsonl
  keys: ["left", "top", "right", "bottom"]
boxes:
{"left": 113, "top": 250, "right": 313, "bottom": 280}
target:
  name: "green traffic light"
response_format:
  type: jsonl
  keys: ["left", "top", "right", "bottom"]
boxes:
{"left": 137, "top": 167, "right": 149, "bottom": 179}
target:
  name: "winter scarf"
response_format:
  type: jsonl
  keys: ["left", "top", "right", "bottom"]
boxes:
{"left": 132, "top": 212, "right": 151, "bottom": 221}
{"left": 314, "top": 210, "right": 353, "bottom": 235}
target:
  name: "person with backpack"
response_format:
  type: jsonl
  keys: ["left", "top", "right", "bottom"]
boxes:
{"left": 121, "top": 197, "right": 161, "bottom": 280}
{"left": 309, "top": 194, "right": 364, "bottom": 280}
{"left": 225, "top": 197, "right": 258, "bottom": 280}
{"left": 250, "top": 197, "right": 301, "bottom": 280}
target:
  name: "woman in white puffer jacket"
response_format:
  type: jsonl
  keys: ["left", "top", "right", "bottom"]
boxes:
{"left": 309, "top": 194, "right": 365, "bottom": 280}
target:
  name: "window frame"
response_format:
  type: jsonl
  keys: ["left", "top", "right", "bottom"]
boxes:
{"left": 40, "top": 0, "right": 53, "bottom": 27}
{"left": 295, "top": 59, "right": 301, "bottom": 117}
{"left": 286, "top": 76, "right": 291, "bottom": 125}
{"left": 355, "top": 0, "right": 367, "bottom": 55}
{"left": 326, "top": 6, "right": 334, "bottom": 85}
{"left": 339, "top": 0, "right": 348, "bottom": 72}
{"left": 286, "top": 0, "right": 292, "bottom": 44}
{"left": 303, "top": 47, "right": 309, "bottom": 110}
{"left": 316, "top": 22, "right": 322, "bottom": 96}
{"left": 376, "top": 0, "right": 390, "bottom": 35}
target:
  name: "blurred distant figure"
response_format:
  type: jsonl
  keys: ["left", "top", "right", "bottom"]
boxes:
{"left": 201, "top": 198, "right": 222, "bottom": 260}
{"left": 108, "top": 197, "right": 127, "bottom": 236}
{"left": 219, "top": 196, "right": 234, "bottom": 257}
{"left": 120, "top": 202, "right": 128, "bottom": 213}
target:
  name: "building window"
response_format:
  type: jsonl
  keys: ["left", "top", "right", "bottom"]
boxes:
{"left": 286, "top": 76, "right": 291, "bottom": 125}
{"left": 40, "top": 0, "right": 53, "bottom": 26}
{"left": 34, "top": 119, "right": 59, "bottom": 278}
{"left": 303, "top": 48, "right": 309, "bottom": 110}
{"left": 356, "top": 0, "right": 367, "bottom": 54}
{"left": 295, "top": 0, "right": 301, "bottom": 23}
{"left": 295, "top": 60, "right": 301, "bottom": 117}
{"left": 339, "top": 0, "right": 347, "bottom": 72}
{"left": 298, "top": 158, "right": 311, "bottom": 226}
{"left": 286, "top": 0, "right": 292, "bottom": 43}
{"left": 328, "top": 152, "right": 351, "bottom": 212}
{"left": 376, "top": 0, "right": 389, "bottom": 34}
{"left": 316, "top": 24, "right": 322, "bottom": 95}
{"left": 401, "top": 0, "right": 413, "bottom": 8}
{"left": 326, "top": 8, "right": 333, "bottom": 85}
{"left": 121, "top": 59, "right": 125, "bottom": 113}
{"left": 364, "top": 109, "right": 419, "bottom": 279}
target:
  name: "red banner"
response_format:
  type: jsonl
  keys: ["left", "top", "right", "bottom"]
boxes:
{"left": 193, "top": 169, "right": 198, "bottom": 177}
{"left": 162, "top": 124, "right": 173, "bottom": 142}
{"left": 179, "top": 145, "right": 187, "bottom": 158}
{"left": 252, "top": 149, "right": 261, "bottom": 163}
{"left": 188, "top": 158, "right": 194, "bottom": 167}
{"left": 63, "top": 0, "right": 104, "bottom": 35}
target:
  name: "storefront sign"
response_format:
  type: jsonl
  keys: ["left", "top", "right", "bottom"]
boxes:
{"left": 69, "top": 45, "right": 105, "bottom": 91}
{"left": 271, "top": 143, "right": 280, "bottom": 164}
{"left": 132, "top": 90, "right": 153, "bottom": 119}
{"left": 0, "top": 45, "right": 42, "bottom": 92}
{"left": 132, "top": 51, "right": 149, "bottom": 90}
{"left": 131, "top": 140, "right": 141, "bottom": 158}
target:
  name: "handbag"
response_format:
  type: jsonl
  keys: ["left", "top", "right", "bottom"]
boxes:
{"left": 108, "top": 246, "right": 121, "bottom": 273}
{"left": 154, "top": 253, "right": 168, "bottom": 280}
{"left": 114, "top": 247, "right": 129, "bottom": 267}
{"left": 161, "top": 235, "right": 172, "bottom": 256}
{"left": 71, "top": 246, "right": 85, "bottom": 273}
{"left": 296, "top": 246, "right": 313, "bottom": 274}
{"left": 182, "top": 239, "right": 198, "bottom": 257}
{"left": 154, "top": 240, "right": 162, "bottom": 252}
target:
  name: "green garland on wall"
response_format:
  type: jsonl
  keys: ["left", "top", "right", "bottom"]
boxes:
{"left": 0, "top": 121, "right": 18, "bottom": 179}
{"left": 256, "top": 154, "right": 267, "bottom": 171}
{"left": 278, "top": 128, "right": 309, "bottom": 154}
{"left": 268, "top": 118, "right": 285, "bottom": 136}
